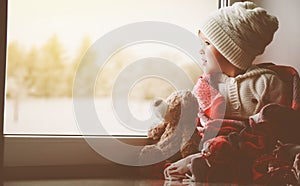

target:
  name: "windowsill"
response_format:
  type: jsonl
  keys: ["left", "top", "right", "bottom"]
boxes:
{"left": 4, "top": 164, "right": 162, "bottom": 181}
{"left": 3, "top": 135, "right": 174, "bottom": 180}
{"left": 4, "top": 135, "right": 153, "bottom": 167}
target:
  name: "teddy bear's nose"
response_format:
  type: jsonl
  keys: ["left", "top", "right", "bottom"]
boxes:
{"left": 154, "top": 99, "right": 163, "bottom": 107}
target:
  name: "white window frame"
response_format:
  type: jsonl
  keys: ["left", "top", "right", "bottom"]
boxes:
{"left": 0, "top": 0, "right": 233, "bottom": 180}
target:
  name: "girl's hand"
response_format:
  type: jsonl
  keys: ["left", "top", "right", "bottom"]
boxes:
{"left": 164, "top": 153, "right": 200, "bottom": 180}
{"left": 164, "top": 157, "right": 190, "bottom": 180}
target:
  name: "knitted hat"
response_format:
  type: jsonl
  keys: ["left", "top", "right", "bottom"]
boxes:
{"left": 199, "top": 1, "right": 279, "bottom": 70}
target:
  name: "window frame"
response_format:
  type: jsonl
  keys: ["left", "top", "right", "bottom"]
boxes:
{"left": 0, "top": 0, "right": 231, "bottom": 180}
{"left": 0, "top": 0, "right": 8, "bottom": 181}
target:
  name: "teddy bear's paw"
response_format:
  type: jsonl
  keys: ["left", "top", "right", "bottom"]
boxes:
{"left": 139, "top": 145, "right": 164, "bottom": 164}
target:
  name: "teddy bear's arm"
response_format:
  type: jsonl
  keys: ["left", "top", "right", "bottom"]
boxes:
{"left": 148, "top": 122, "right": 167, "bottom": 140}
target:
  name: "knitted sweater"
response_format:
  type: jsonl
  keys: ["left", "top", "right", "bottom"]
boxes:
{"left": 208, "top": 65, "right": 287, "bottom": 119}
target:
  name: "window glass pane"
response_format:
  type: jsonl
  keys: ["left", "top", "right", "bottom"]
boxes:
{"left": 5, "top": 0, "right": 218, "bottom": 135}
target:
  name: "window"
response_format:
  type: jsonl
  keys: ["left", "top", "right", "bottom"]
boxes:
{"left": 4, "top": 0, "right": 218, "bottom": 136}
{"left": 1, "top": 0, "right": 221, "bottom": 170}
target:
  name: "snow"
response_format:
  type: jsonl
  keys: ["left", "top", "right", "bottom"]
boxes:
{"left": 4, "top": 98, "right": 152, "bottom": 136}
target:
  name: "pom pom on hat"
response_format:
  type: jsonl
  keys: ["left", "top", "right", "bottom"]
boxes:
{"left": 200, "top": 1, "right": 279, "bottom": 70}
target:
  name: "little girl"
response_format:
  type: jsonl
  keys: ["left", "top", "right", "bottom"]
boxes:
{"left": 164, "top": 1, "right": 288, "bottom": 179}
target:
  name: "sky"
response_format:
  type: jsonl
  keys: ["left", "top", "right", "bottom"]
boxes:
{"left": 7, "top": 0, "right": 217, "bottom": 61}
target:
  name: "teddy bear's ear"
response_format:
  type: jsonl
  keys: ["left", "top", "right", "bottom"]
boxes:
{"left": 151, "top": 98, "right": 168, "bottom": 120}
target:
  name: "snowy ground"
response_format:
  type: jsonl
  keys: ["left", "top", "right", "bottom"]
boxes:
{"left": 4, "top": 98, "right": 153, "bottom": 136}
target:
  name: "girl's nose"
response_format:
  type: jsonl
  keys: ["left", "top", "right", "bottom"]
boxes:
{"left": 199, "top": 48, "right": 205, "bottom": 55}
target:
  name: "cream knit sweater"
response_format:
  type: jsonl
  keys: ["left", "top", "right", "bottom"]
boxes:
{"left": 213, "top": 65, "right": 287, "bottom": 119}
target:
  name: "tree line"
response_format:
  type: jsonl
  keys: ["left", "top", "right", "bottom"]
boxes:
{"left": 6, "top": 35, "right": 201, "bottom": 99}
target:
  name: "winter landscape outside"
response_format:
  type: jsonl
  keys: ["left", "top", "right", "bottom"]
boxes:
{"left": 5, "top": 0, "right": 217, "bottom": 135}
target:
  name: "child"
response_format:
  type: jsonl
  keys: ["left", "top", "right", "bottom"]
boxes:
{"left": 164, "top": 1, "right": 288, "bottom": 180}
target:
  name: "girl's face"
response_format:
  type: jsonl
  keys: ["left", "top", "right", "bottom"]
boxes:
{"left": 198, "top": 31, "right": 245, "bottom": 77}
{"left": 198, "top": 31, "right": 223, "bottom": 75}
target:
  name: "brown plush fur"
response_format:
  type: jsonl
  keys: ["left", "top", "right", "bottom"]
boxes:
{"left": 139, "top": 90, "right": 201, "bottom": 163}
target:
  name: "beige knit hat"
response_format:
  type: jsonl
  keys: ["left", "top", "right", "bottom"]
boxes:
{"left": 200, "top": 1, "right": 279, "bottom": 70}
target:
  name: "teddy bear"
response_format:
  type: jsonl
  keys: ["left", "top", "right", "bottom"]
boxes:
{"left": 139, "top": 90, "right": 201, "bottom": 164}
